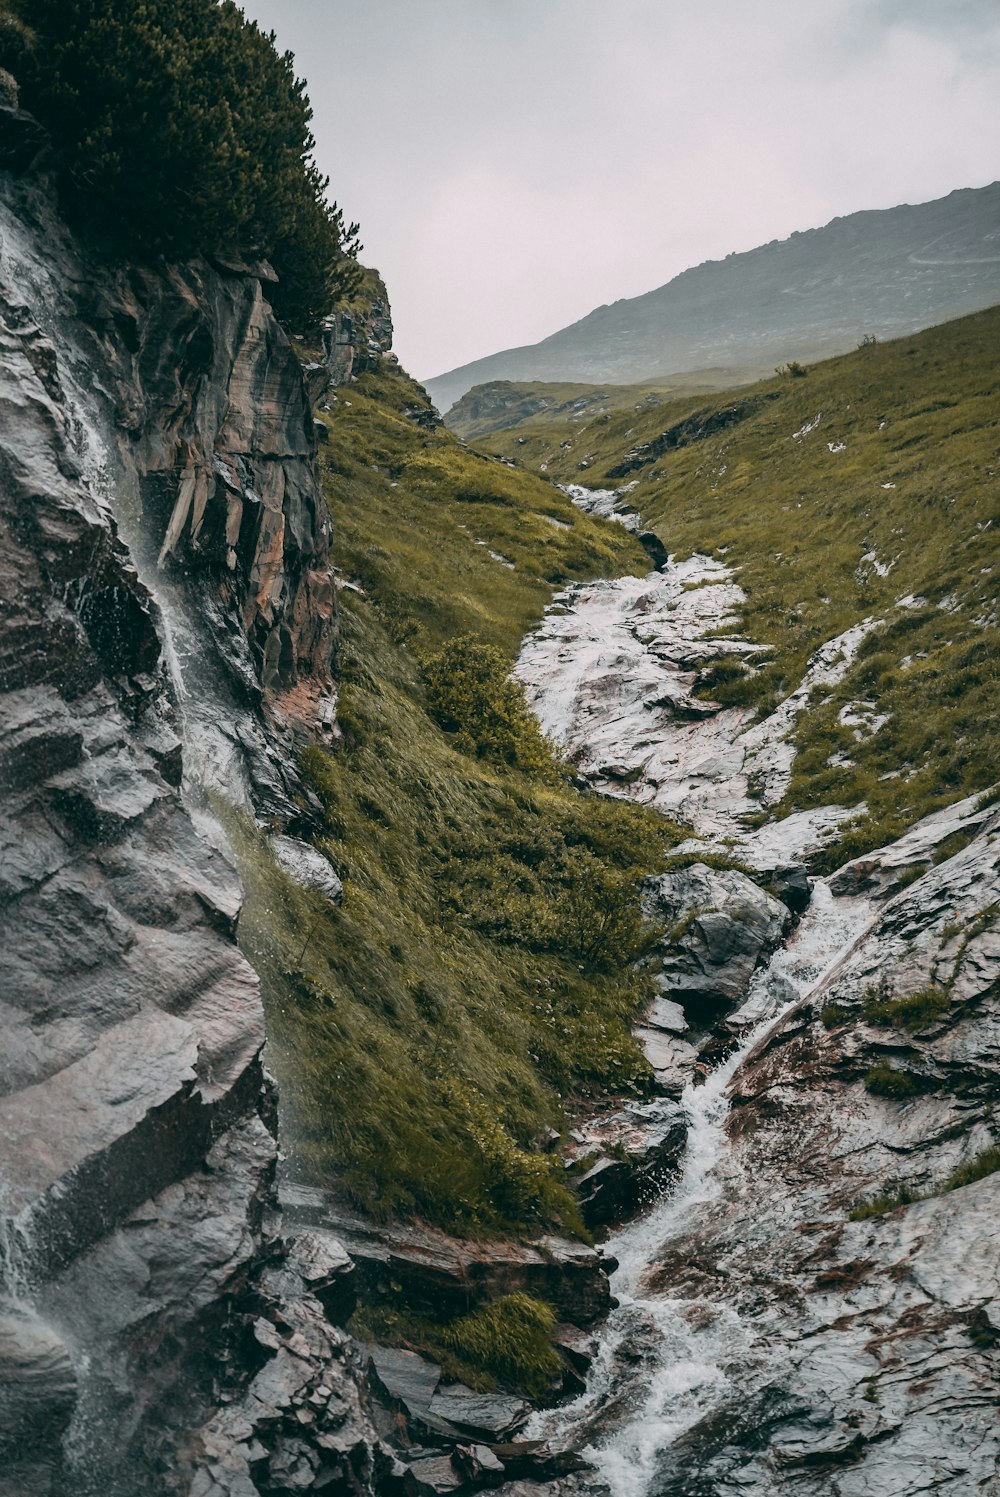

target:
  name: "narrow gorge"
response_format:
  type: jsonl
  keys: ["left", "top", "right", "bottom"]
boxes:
{"left": 2, "top": 42, "right": 1000, "bottom": 1497}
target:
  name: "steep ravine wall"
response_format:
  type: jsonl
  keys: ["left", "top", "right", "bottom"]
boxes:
{"left": 0, "top": 131, "right": 383, "bottom": 1496}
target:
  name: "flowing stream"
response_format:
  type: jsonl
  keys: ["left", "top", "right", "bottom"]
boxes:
{"left": 517, "top": 498, "right": 879, "bottom": 1494}
{"left": 527, "top": 882, "right": 874, "bottom": 1495}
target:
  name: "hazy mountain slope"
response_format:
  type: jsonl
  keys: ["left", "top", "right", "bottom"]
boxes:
{"left": 471, "top": 305, "right": 1000, "bottom": 869}
{"left": 445, "top": 370, "right": 747, "bottom": 443}
{"left": 426, "top": 182, "right": 1000, "bottom": 412}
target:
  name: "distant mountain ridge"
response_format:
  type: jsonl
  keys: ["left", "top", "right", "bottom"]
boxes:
{"left": 426, "top": 182, "right": 1000, "bottom": 412}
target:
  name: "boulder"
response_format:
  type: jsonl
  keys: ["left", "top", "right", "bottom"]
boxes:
{"left": 764, "top": 863, "right": 812, "bottom": 915}
{"left": 568, "top": 1100, "right": 687, "bottom": 1226}
{"left": 285, "top": 1230, "right": 358, "bottom": 1327}
{"left": 427, "top": 1386, "right": 529, "bottom": 1441}
{"left": 367, "top": 1346, "right": 443, "bottom": 1425}
{"left": 0, "top": 1303, "right": 76, "bottom": 1474}
{"left": 271, "top": 834, "right": 344, "bottom": 905}
{"left": 645, "top": 862, "right": 792, "bottom": 1027}
{"left": 634, "top": 1027, "right": 700, "bottom": 1096}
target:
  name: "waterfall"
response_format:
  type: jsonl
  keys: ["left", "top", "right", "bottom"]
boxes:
{"left": 527, "top": 881, "right": 875, "bottom": 1495}
{"left": 514, "top": 506, "right": 881, "bottom": 1493}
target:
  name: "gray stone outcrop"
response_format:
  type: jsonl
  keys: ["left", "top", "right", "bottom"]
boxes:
{"left": 0, "top": 137, "right": 372, "bottom": 1495}
{"left": 644, "top": 862, "right": 792, "bottom": 1027}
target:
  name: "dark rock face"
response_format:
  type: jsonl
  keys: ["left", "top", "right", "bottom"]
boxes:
{"left": 606, "top": 393, "right": 781, "bottom": 480}
{"left": 567, "top": 1101, "right": 688, "bottom": 1228}
{"left": 3, "top": 171, "right": 339, "bottom": 819}
{"left": 323, "top": 279, "right": 394, "bottom": 388}
{"left": 763, "top": 862, "right": 811, "bottom": 915}
{"left": 0, "top": 157, "right": 381, "bottom": 1494}
{"left": 283, "top": 1189, "right": 615, "bottom": 1328}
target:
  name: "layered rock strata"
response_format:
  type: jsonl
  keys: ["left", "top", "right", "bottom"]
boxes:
{"left": 0, "top": 126, "right": 372, "bottom": 1496}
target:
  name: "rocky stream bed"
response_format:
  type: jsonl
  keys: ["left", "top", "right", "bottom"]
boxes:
{"left": 506, "top": 486, "right": 1000, "bottom": 1497}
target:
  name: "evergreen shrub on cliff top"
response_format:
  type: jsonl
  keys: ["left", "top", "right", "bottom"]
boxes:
{"left": 1, "top": 0, "right": 359, "bottom": 325}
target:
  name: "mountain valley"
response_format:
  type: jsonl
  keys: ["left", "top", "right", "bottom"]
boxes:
{"left": 1, "top": 11, "right": 999, "bottom": 1497}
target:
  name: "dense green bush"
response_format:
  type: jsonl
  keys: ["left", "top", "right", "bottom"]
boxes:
{"left": 863, "top": 1061, "right": 923, "bottom": 1099}
{"left": 423, "top": 636, "right": 556, "bottom": 775}
{"left": 2, "top": 0, "right": 359, "bottom": 325}
{"left": 442, "top": 1294, "right": 562, "bottom": 1400}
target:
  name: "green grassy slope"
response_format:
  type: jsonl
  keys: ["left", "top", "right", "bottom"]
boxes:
{"left": 444, "top": 370, "right": 746, "bottom": 444}
{"left": 470, "top": 308, "right": 1000, "bottom": 862}
{"left": 238, "top": 362, "right": 683, "bottom": 1237}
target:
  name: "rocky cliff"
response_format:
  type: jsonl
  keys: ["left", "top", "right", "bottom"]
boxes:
{"left": 0, "top": 112, "right": 384, "bottom": 1497}
{"left": 0, "top": 112, "right": 621, "bottom": 1497}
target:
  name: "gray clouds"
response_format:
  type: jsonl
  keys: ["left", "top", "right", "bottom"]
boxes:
{"left": 240, "top": 1, "right": 1000, "bottom": 377}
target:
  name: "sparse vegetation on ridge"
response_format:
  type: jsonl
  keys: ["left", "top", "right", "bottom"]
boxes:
{"left": 849, "top": 1145, "right": 1000, "bottom": 1219}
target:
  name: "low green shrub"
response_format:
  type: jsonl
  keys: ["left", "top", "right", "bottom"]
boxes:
{"left": 849, "top": 1182, "right": 920, "bottom": 1219}
{"left": 820, "top": 1003, "right": 854, "bottom": 1030}
{"left": 863, "top": 985, "right": 950, "bottom": 1031}
{"left": 350, "top": 1292, "right": 563, "bottom": 1400}
{"left": 422, "top": 636, "right": 556, "bottom": 776}
{"left": 442, "top": 1294, "right": 562, "bottom": 1401}
{"left": 863, "top": 1061, "right": 924, "bottom": 1099}
{"left": 941, "top": 1145, "right": 1000, "bottom": 1193}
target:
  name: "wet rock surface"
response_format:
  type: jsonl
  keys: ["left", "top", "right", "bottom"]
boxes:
{"left": 516, "top": 514, "right": 874, "bottom": 868}
{"left": 648, "top": 814, "right": 1000, "bottom": 1493}
{"left": 644, "top": 862, "right": 792, "bottom": 1028}
{"left": 282, "top": 1189, "right": 615, "bottom": 1328}
{"left": 515, "top": 487, "right": 1000, "bottom": 1495}
{"left": 2, "top": 168, "right": 339, "bottom": 821}
{"left": 567, "top": 1103, "right": 688, "bottom": 1228}
{"left": 0, "top": 157, "right": 376, "bottom": 1496}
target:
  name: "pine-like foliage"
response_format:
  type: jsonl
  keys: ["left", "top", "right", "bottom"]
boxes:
{"left": 3, "top": 0, "right": 360, "bottom": 326}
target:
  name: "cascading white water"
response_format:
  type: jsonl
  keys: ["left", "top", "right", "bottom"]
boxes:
{"left": 514, "top": 509, "right": 882, "bottom": 1492}
{"left": 528, "top": 881, "right": 875, "bottom": 1497}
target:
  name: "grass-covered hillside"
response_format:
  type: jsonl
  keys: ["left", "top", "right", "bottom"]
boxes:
{"left": 468, "top": 308, "right": 1000, "bottom": 864}
{"left": 238, "top": 360, "right": 684, "bottom": 1239}
{"left": 445, "top": 371, "right": 743, "bottom": 444}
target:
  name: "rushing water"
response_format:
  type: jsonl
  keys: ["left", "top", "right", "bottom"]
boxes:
{"left": 528, "top": 881, "right": 874, "bottom": 1495}
{"left": 515, "top": 501, "right": 881, "bottom": 1494}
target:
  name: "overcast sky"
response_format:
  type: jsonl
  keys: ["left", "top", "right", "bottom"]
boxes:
{"left": 240, "top": 1, "right": 1000, "bottom": 380}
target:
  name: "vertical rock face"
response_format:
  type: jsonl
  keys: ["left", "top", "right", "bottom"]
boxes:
{"left": 3, "top": 158, "right": 340, "bottom": 804}
{"left": 0, "top": 147, "right": 378, "bottom": 1493}
{"left": 104, "top": 257, "right": 339, "bottom": 713}
{"left": 321, "top": 272, "right": 394, "bottom": 388}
